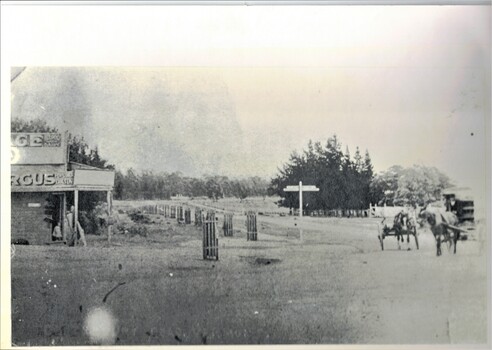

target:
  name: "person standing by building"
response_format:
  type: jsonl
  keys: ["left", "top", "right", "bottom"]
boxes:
{"left": 52, "top": 221, "right": 63, "bottom": 241}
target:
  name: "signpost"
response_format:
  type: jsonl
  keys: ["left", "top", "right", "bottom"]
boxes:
{"left": 283, "top": 181, "right": 319, "bottom": 241}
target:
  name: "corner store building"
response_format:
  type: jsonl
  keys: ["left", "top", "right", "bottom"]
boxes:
{"left": 11, "top": 132, "right": 115, "bottom": 244}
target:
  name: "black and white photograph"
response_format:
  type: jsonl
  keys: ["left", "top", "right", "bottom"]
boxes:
{"left": 1, "top": 2, "right": 490, "bottom": 348}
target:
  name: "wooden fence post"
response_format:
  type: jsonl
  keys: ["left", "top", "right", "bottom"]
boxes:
{"left": 184, "top": 208, "right": 191, "bottom": 224}
{"left": 195, "top": 208, "right": 202, "bottom": 226}
{"left": 223, "top": 213, "right": 234, "bottom": 236}
{"left": 177, "top": 206, "right": 184, "bottom": 222}
{"left": 246, "top": 211, "right": 258, "bottom": 241}
{"left": 203, "top": 211, "right": 219, "bottom": 260}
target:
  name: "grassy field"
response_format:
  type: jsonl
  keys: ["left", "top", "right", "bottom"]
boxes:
{"left": 10, "top": 199, "right": 489, "bottom": 346}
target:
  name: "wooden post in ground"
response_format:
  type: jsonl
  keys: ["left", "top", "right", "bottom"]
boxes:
{"left": 185, "top": 208, "right": 191, "bottom": 224}
{"left": 61, "top": 193, "right": 67, "bottom": 242}
{"left": 195, "top": 208, "right": 201, "bottom": 226}
{"left": 107, "top": 191, "right": 113, "bottom": 243}
{"left": 203, "top": 211, "right": 218, "bottom": 260}
{"left": 283, "top": 181, "right": 319, "bottom": 242}
{"left": 223, "top": 213, "right": 234, "bottom": 236}
{"left": 177, "top": 206, "right": 184, "bottom": 222}
{"left": 246, "top": 211, "right": 258, "bottom": 241}
{"left": 74, "top": 189, "right": 79, "bottom": 245}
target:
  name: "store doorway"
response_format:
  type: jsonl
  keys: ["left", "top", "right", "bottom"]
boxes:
{"left": 46, "top": 193, "right": 66, "bottom": 242}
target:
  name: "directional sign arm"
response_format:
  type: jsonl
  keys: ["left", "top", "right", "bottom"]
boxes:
{"left": 283, "top": 185, "right": 319, "bottom": 192}
{"left": 301, "top": 186, "right": 319, "bottom": 191}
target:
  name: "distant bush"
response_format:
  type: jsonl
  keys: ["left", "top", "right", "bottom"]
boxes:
{"left": 115, "top": 222, "right": 148, "bottom": 237}
{"left": 126, "top": 225, "right": 148, "bottom": 237}
{"left": 128, "top": 211, "right": 152, "bottom": 224}
{"left": 129, "top": 226, "right": 148, "bottom": 237}
{"left": 115, "top": 222, "right": 130, "bottom": 235}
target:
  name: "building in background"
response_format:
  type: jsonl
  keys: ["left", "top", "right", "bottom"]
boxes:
{"left": 442, "top": 187, "right": 475, "bottom": 223}
{"left": 11, "top": 132, "right": 115, "bottom": 244}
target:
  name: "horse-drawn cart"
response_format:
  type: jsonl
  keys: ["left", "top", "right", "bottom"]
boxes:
{"left": 378, "top": 211, "right": 419, "bottom": 250}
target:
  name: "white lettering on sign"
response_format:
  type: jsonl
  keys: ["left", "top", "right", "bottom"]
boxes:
{"left": 11, "top": 172, "right": 73, "bottom": 187}
{"left": 11, "top": 133, "right": 61, "bottom": 148}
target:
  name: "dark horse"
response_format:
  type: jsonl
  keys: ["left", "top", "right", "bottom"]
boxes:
{"left": 393, "top": 211, "right": 416, "bottom": 247}
{"left": 419, "top": 206, "right": 460, "bottom": 256}
{"left": 380, "top": 210, "right": 418, "bottom": 250}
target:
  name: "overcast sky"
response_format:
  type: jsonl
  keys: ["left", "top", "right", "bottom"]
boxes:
{"left": 4, "top": 5, "right": 490, "bottom": 209}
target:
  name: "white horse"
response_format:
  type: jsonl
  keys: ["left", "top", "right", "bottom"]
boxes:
{"left": 419, "top": 205, "right": 460, "bottom": 256}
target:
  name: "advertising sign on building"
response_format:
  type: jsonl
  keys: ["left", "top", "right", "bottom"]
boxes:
{"left": 11, "top": 133, "right": 67, "bottom": 165}
{"left": 11, "top": 171, "right": 74, "bottom": 188}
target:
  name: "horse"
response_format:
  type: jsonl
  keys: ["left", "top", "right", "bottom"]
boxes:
{"left": 393, "top": 210, "right": 418, "bottom": 250}
{"left": 418, "top": 205, "right": 460, "bottom": 256}
{"left": 379, "top": 210, "right": 418, "bottom": 250}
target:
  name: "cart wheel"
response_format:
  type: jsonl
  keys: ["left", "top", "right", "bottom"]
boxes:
{"left": 413, "top": 228, "right": 419, "bottom": 250}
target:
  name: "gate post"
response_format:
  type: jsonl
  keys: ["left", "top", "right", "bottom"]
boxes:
{"left": 246, "top": 211, "right": 258, "bottom": 241}
{"left": 223, "top": 213, "right": 234, "bottom": 236}
{"left": 195, "top": 208, "right": 202, "bottom": 226}
{"left": 184, "top": 208, "right": 191, "bottom": 224}
{"left": 203, "top": 211, "right": 219, "bottom": 260}
{"left": 177, "top": 206, "right": 184, "bottom": 222}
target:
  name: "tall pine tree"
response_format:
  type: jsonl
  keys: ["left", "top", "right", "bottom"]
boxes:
{"left": 270, "top": 135, "right": 373, "bottom": 211}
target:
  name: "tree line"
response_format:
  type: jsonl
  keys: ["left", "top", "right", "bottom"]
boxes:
{"left": 114, "top": 170, "right": 269, "bottom": 200}
{"left": 270, "top": 135, "right": 453, "bottom": 210}
{"left": 369, "top": 165, "right": 452, "bottom": 207}
{"left": 12, "top": 118, "right": 454, "bottom": 208}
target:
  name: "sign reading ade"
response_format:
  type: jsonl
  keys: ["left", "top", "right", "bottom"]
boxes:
{"left": 11, "top": 133, "right": 62, "bottom": 148}
{"left": 11, "top": 133, "right": 66, "bottom": 165}
{"left": 11, "top": 133, "right": 73, "bottom": 187}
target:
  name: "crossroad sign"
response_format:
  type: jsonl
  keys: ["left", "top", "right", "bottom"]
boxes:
{"left": 283, "top": 181, "right": 320, "bottom": 242}
{"left": 283, "top": 181, "right": 320, "bottom": 218}
{"left": 284, "top": 185, "right": 319, "bottom": 192}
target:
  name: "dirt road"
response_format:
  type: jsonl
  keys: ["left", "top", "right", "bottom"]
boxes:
{"left": 10, "top": 214, "right": 488, "bottom": 345}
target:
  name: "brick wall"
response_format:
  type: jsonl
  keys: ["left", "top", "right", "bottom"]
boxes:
{"left": 11, "top": 192, "right": 53, "bottom": 244}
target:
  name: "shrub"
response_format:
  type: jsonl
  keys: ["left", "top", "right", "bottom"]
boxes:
{"left": 127, "top": 225, "right": 148, "bottom": 238}
{"left": 114, "top": 222, "right": 148, "bottom": 238}
{"left": 115, "top": 222, "right": 130, "bottom": 235}
{"left": 128, "top": 211, "right": 152, "bottom": 224}
{"left": 79, "top": 210, "right": 104, "bottom": 235}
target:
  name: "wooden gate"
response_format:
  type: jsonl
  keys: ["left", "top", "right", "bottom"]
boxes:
{"left": 184, "top": 208, "right": 191, "bottom": 224}
{"left": 195, "top": 208, "right": 203, "bottom": 226}
{"left": 203, "top": 211, "right": 219, "bottom": 260}
{"left": 246, "top": 212, "right": 258, "bottom": 241}
{"left": 177, "top": 206, "right": 184, "bottom": 222}
{"left": 223, "top": 213, "right": 234, "bottom": 236}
